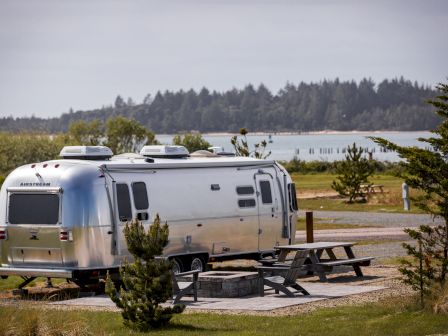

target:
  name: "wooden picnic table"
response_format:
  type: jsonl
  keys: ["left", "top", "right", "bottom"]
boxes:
{"left": 360, "top": 184, "right": 384, "bottom": 194}
{"left": 273, "top": 242, "right": 373, "bottom": 281}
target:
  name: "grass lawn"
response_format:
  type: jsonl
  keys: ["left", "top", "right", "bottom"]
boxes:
{"left": 292, "top": 173, "right": 424, "bottom": 213}
{"left": 297, "top": 198, "right": 425, "bottom": 213}
{"left": 379, "top": 256, "right": 415, "bottom": 266}
{"left": 0, "top": 276, "right": 66, "bottom": 291}
{"left": 1, "top": 298, "right": 447, "bottom": 336}
{"left": 291, "top": 173, "right": 404, "bottom": 191}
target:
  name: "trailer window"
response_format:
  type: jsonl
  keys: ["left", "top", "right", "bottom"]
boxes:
{"left": 288, "top": 183, "right": 298, "bottom": 211}
{"left": 259, "top": 180, "right": 273, "bottom": 204}
{"left": 116, "top": 183, "right": 132, "bottom": 222}
{"left": 8, "top": 193, "right": 59, "bottom": 224}
{"left": 132, "top": 182, "right": 149, "bottom": 210}
{"left": 238, "top": 199, "right": 256, "bottom": 208}
{"left": 236, "top": 186, "right": 254, "bottom": 195}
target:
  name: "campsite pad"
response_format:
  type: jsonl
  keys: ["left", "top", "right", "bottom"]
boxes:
{"left": 50, "top": 283, "right": 385, "bottom": 311}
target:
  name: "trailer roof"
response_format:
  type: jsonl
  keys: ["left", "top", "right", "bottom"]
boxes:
{"left": 53, "top": 155, "right": 277, "bottom": 171}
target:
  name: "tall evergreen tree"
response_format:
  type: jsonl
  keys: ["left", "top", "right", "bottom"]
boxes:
{"left": 372, "top": 81, "right": 448, "bottom": 297}
{"left": 114, "top": 95, "right": 126, "bottom": 108}
{"left": 0, "top": 78, "right": 439, "bottom": 133}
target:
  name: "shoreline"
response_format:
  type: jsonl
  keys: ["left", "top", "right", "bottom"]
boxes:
{"left": 156, "top": 130, "right": 431, "bottom": 137}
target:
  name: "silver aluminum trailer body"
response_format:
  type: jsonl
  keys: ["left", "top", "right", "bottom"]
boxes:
{"left": 0, "top": 151, "right": 298, "bottom": 284}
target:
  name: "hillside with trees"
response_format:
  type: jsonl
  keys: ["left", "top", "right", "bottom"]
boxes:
{"left": 0, "top": 77, "right": 438, "bottom": 133}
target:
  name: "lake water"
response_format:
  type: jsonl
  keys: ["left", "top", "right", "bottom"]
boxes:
{"left": 156, "top": 132, "right": 433, "bottom": 162}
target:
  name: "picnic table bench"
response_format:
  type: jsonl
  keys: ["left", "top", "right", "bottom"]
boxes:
{"left": 360, "top": 184, "right": 384, "bottom": 194}
{"left": 260, "top": 242, "right": 374, "bottom": 281}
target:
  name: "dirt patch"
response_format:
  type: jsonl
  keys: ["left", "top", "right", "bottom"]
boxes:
{"left": 0, "top": 282, "right": 82, "bottom": 301}
{"left": 297, "top": 191, "right": 339, "bottom": 199}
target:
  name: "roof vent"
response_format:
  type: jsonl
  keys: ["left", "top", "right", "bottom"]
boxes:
{"left": 190, "top": 150, "right": 219, "bottom": 158}
{"left": 208, "top": 146, "right": 235, "bottom": 157}
{"left": 140, "top": 145, "right": 189, "bottom": 158}
{"left": 59, "top": 146, "right": 113, "bottom": 160}
{"left": 208, "top": 146, "right": 224, "bottom": 154}
{"left": 111, "top": 153, "right": 145, "bottom": 160}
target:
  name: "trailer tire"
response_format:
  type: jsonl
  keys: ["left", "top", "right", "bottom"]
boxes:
{"left": 190, "top": 256, "right": 206, "bottom": 272}
{"left": 171, "top": 258, "right": 183, "bottom": 274}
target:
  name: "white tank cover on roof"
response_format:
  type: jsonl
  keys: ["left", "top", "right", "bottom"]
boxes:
{"left": 140, "top": 145, "right": 189, "bottom": 158}
{"left": 59, "top": 146, "right": 113, "bottom": 160}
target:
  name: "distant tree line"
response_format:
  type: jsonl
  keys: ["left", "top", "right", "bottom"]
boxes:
{"left": 0, "top": 77, "right": 439, "bottom": 133}
{"left": 0, "top": 116, "right": 158, "bottom": 184}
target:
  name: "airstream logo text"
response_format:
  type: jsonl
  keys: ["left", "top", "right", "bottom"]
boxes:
{"left": 20, "top": 182, "right": 51, "bottom": 187}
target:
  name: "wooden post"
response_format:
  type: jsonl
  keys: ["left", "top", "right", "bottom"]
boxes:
{"left": 306, "top": 211, "right": 314, "bottom": 243}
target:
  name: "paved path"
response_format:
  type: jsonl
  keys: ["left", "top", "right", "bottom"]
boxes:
{"left": 50, "top": 283, "right": 385, "bottom": 311}
{"left": 299, "top": 210, "right": 443, "bottom": 228}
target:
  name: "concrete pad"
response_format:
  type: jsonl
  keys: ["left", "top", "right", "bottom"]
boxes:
{"left": 50, "top": 283, "right": 385, "bottom": 311}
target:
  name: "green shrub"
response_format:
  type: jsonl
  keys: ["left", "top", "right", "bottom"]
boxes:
{"left": 331, "top": 143, "right": 374, "bottom": 203}
{"left": 172, "top": 133, "right": 211, "bottom": 152}
{"left": 281, "top": 156, "right": 403, "bottom": 175}
{"left": 105, "top": 215, "right": 184, "bottom": 331}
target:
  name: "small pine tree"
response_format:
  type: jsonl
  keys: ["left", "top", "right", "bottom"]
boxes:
{"left": 400, "top": 227, "right": 437, "bottom": 307}
{"left": 231, "top": 128, "right": 271, "bottom": 159}
{"left": 331, "top": 142, "right": 374, "bottom": 203}
{"left": 105, "top": 215, "right": 184, "bottom": 331}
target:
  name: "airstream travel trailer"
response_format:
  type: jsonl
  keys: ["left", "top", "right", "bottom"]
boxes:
{"left": 0, "top": 145, "right": 298, "bottom": 287}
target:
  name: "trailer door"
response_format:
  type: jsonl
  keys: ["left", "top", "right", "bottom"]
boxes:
{"left": 254, "top": 174, "right": 277, "bottom": 250}
{"left": 5, "top": 188, "right": 64, "bottom": 265}
{"left": 111, "top": 181, "right": 151, "bottom": 255}
{"left": 113, "top": 182, "right": 133, "bottom": 255}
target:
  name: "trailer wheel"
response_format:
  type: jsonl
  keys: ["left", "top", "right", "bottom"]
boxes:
{"left": 190, "top": 256, "right": 206, "bottom": 272}
{"left": 171, "top": 258, "right": 183, "bottom": 274}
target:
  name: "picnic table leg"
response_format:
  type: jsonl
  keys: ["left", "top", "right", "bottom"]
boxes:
{"left": 277, "top": 249, "right": 289, "bottom": 262}
{"left": 316, "top": 248, "right": 324, "bottom": 259}
{"left": 309, "top": 250, "right": 327, "bottom": 281}
{"left": 258, "top": 269, "right": 265, "bottom": 297}
{"left": 306, "top": 249, "right": 321, "bottom": 276}
{"left": 325, "top": 248, "right": 337, "bottom": 260}
{"left": 343, "top": 246, "right": 363, "bottom": 277}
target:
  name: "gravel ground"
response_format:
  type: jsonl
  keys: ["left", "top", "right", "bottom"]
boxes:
{"left": 0, "top": 211, "right": 424, "bottom": 316}
{"left": 300, "top": 210, "right": 444, "bottom": 228}
{"left": 0, "top": 266, "right": 411, "bottom": 317}
{"left": 352, "top": 241, "right": 411, "bottom": 262}
{"left": 297, "top": 210, "right": 421, "bottom": 262}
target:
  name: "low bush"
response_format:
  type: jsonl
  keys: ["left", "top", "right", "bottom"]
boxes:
{"left": 431, "top": 283, "right": 448, "bottom": 314}
{"left": 281, "top": 156, "right": 404, "bottom": 175}
{"left": 0, "top": 307, "right": 91, "bottom": 336}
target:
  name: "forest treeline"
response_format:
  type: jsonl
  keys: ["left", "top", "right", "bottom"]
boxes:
{"left": 0, "top": 77, "right": 439, "bottom": 133}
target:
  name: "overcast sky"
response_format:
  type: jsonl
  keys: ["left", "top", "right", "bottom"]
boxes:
{"left": 0, "top": 0, "right": 447, "bottom": 118}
